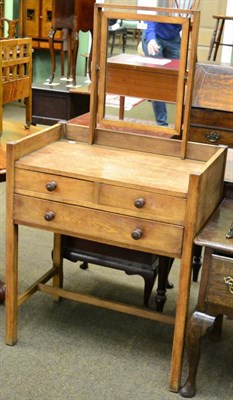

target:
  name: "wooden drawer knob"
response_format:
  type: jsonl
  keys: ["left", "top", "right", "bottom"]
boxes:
{"left": 134, "top": 197, "right": 145, "bottom": 209}
{"left": 44, "top": 211, "right": 55, "bottom": 221}
{"left": 46, "top": 181, "right": 57, "bottom": 191}
{"left": 131, "top": 228, "right": 143, "bottom": 240}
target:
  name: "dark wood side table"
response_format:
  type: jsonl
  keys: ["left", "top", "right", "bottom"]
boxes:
{"left": 190, "top": 63, "right": 233, "bottom": 147}
{"left": 180, "top": 197, "right": 233, "bottom": 398}
{"left": 32, "top": 79, "right": 90, "bottom": 125}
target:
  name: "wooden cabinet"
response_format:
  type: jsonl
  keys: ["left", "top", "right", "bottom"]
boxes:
{"left": 19, "top": 0, "right": 62, "bottom": 50}
{"left": 180, "top": 198, "right": 233, "bottom": 398}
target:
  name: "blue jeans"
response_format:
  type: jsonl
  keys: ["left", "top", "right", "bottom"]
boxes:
{"left": 142, "top": 31, "right": 181, "bottom": 126}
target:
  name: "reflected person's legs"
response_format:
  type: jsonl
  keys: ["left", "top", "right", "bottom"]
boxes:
{"left": 152, "top": 101, "right": 168, "bottom": 126}
{"left": 142, "top": 31, "right": 168, "bottom": 126}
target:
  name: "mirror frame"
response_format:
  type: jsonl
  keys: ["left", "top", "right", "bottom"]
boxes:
{"left": 89, "top": 4, "right": 200, "bottom": 157}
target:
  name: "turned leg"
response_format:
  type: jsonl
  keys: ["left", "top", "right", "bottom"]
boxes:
{"left": 67, "top": 29, "right": 72, "bottom": 80}
{"left": 48, "top": 27, "right": 56, "bottom": 84}
{"left": 213, "top": 19, "right": 225, "bottom": 61}
{"left": 208, "top": 18, "right": 220, "bottom": 60}
{"left": 155, "top": 256, "right": 174, "bottom": 312}
{"left": 180, "top": 311, "right": 215, "bottom": 398}
{"left": 192, "top": 244, "right": 202, "bottom": 282}
{"left": 0, "top": 280, "right": 6, "bottom": 303}
{"left": 88, "top": 31, "right": 93, "bottom": 80}
{"left": 72, "top": 31, "right": 79, "bottom": 86}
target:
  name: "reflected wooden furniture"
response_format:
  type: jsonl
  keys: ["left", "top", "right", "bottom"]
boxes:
{"left": 190, "top": 63, "right": 233, "bottom": 147}
{"left": 208, "top": 15, "right": 233, "bottom": 61}
{"left": 180, "top": 197, "right": 233, "bottom": 398}
{"left": 0, "top": 38, "right": 32, "bottom": 136}
{"left": 106, "top": 54, "right": 179, "bottom": 120}
{"left": 5, "top": 4, "right": 227, "bottom": 394}
{"left": 48, "top": 0, "right": 95, "bottom": 85}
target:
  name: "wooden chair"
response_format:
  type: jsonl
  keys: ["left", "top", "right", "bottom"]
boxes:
{"left": 208, "top": 15, "right": 233, "bottom": 61}
{"left": 0, "top": 37, "right": 32, "bottom": 136}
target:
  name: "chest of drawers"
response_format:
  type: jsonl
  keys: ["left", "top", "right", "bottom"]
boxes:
{"left": 180, "top": 198, "right": 233, "bottom": 398}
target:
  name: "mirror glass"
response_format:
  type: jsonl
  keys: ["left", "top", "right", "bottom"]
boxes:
{"left": 96, "top": 9, "right": 190, "bottom": 137}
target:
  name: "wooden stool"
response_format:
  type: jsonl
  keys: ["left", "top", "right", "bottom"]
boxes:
{"left": 208, "top": 15, "right": 233, "bottom": 61}
{"left": 62, "top": 236, "right": 174, "bottom": 310}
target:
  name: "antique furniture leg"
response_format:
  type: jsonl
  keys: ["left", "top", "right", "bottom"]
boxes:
{"left": 212, "top": 18, "right": 225, "bottom": 61}
{"left": 155, "top": 256, "right": 174, "bottom": 312}
{"left": 0, "top": 280, "right": 6, "bottom": 303}
{"left": 192, "top": 244, "right": 202, "bottom": 282}
{"left": 180, "top": 311, "right": 215, "bottom": 398}
{"left": 207, "top": 17, "right": 220, "bottom": 60}
{"left": 52, "top": 233, "right": 64, "bottom": 298}
{"left": 48, "top": 27, "right": 56, "bottom": 84}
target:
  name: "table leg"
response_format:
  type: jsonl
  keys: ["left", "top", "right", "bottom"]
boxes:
{"left": 180, "top": 311, "right": 215, "bottom": 398}
{"left": 5, "top": 223, "right": 19, "bottom": 345}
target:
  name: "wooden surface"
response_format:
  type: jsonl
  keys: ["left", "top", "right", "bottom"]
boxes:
{"left": 0, "top": 121, "right": 42, "bottom": 179}
{"left": 192, "top": 63, "right": 233, "bottom": 112}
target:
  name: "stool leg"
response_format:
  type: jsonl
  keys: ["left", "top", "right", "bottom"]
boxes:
{"left": 208, "top": 18, "right": 220, "bottom": 60}
{"left": 213, "top": 19, "right": 225, "bottom": 61}
{"left": 155, "top": 256, "right": 174, "bottom": 312}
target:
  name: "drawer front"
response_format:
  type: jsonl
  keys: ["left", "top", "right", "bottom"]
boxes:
{"left": 15, "top": 169, "right": 94, "bottom": 204}
{"left": 13, "top": 194, "right": 183, "bottom": 258}
{"left": 207, "top": 254, "right": 233, "bottom": 308}
{"left": 189, "top": 126, "right": 233, "bottom": 147}
{"left": 190, "top": 108, "right": 233, "bottom": 131}
{"left": 98, "top": 183, "right": 186, "bottom": 225}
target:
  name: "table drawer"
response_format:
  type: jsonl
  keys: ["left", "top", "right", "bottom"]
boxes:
{"left": 98, "top": 183, "right": 186, "bottom": 225}
{"left": 15, "top": 169, "right": 94, "bottom": 204}
{"left": 190, "top": 108, "right": 233, "bottom": 131}
{"left": 189, "top": 126, "right": 233, "bottom": 147}
{"left": 207, "top": 254, "right": 233, "bottom": 308}
{"left": 13, "top": 194, "right": 183, "bottom": 258}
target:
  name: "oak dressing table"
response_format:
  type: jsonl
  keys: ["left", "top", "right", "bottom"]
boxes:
{"left": 5, "top": 4, "right": 227, "bottom": 393}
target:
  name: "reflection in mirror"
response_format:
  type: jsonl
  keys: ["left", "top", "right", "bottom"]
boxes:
{"left": 97, "top": 11, "right": 190, "bottom": 137}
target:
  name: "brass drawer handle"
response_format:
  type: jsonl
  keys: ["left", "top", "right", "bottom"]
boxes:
{"left": 224, "top": 276, "right": 233, "bottom": 294}
{"left": 46, "top": 181, "right": 57, "bottom": 192}
{"left": 44, "top": 211, "right": 55, "bottom": 221}
{"left": 134, "top": 197, "right": 145, "bottom": 209}
{"left": 205, "top": 131, "right": 220, "bottom": 143}
{"left": 131, "top": 228, "right": 143, "bottom": 240}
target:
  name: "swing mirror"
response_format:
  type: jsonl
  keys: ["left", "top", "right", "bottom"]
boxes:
{"left": 95, "top": 7, "right": 192, "bottom": 137}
